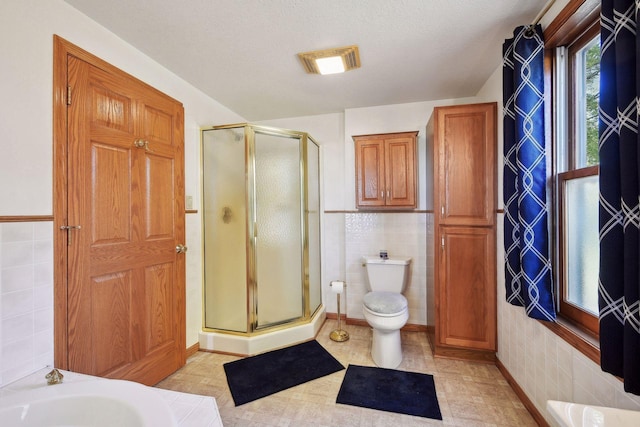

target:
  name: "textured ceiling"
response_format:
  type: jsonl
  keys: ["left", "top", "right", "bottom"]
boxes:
{"left": 63, "top": 0, "right": 547, "bottom": 121}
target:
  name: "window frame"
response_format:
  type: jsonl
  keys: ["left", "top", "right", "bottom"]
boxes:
{"left": 556, "top": 16, "right": 600, "bottom": 338}
{"left": 557, "top": 165, "right": 599, "bottom": 337}
{"left": 567, "top": 21, "right": 601, "bottom": 171}
{"left": 542, "top": 0, "right": 602, "bottom": 363}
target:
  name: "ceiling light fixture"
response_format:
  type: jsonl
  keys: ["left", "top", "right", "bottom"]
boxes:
{"left": 297, "top": 45, "right": 361, "bottom": 75}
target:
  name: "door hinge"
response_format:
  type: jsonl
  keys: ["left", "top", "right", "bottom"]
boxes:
{"left": 67, "top": 86, "right": 72, "bottom": 105}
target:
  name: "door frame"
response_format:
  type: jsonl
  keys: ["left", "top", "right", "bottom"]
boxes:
{"left": 52, "top": 35, "right": 186, "bottom": 370}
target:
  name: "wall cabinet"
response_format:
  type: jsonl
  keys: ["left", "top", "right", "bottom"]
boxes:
{"left": 353, "top": 131, "right": 417, "bottom": 209}
{"left": 429, "top": 102, "right": 497, "bottom": 361}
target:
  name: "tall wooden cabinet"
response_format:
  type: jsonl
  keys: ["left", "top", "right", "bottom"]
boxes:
{"left": 353, "top": 131, "right": 417, "bottom": 209}
{"left": 428, "top": 102, "right": 497, "bottom": 361}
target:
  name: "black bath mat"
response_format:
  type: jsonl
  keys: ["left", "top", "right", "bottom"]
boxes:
{"left": 223, "top": 340, "right": 344, "bottom": 406}
{"left": 336, "top": 364, "right": 442, "bottom": 420}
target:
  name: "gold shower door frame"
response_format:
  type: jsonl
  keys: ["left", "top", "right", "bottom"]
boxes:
{"left": 201, "top": 123, "right": 322, "bottom": 336}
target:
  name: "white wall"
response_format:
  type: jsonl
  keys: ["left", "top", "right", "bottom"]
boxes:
{"left": 0, "top": 0, "right": 244, "bottom": 386}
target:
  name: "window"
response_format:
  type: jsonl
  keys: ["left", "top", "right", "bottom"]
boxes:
{"left": 551, "top": 7, "right": 600, "bottom": 337}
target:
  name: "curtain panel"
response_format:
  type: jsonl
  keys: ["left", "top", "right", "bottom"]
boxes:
{"left": 598, "top": 0, "right": 640, "bottom": 395}
{"left": 503, "top": 25, "right": 556, "bottom": 321}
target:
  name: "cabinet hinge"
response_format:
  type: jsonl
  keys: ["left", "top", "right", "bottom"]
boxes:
{"left": 67, "top": 86, "right": 72, "bottom": 105}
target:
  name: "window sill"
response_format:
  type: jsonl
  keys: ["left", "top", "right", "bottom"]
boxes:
{"left": 539, "top": 316, "right": 600, "bottom": 365}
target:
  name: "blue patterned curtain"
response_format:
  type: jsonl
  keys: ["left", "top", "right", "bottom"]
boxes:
{"left": 598, "top": 0, "right": 640, "bottom": 395}
{"left": 502, "top": 25, "right": 556, "bottom": 321}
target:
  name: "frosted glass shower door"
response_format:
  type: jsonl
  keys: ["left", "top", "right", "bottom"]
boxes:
{"left": 254, "top": 132, "right": 303, "bottom": 328}
{"left": 202, "top": 128, "right": 248, "bottom": 333}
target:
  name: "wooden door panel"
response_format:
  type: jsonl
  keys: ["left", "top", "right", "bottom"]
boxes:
{"left": 386, "top": 137, "right": 415, "bottom": 206}
{"left": 144, "top": 262, "right": 174, "bottom": 353}
{"left": 90, "top": 143, "right": 132, "bottom": 245}
{"left": 144, "top": 153, "right": 175, "bottom": 240}
{"left": 435, "top": 104, "right": 496, "bottom": 226}
{"left": 357, "top": 140, "right": 385, "bottom": 206}
{"left": 90, "top": 85, "right": 133, "bottom": 132}
{"left": 89, "top": 241, "right": 175, "bottom": 276}
{"left": 443, "top": 113, "right": 488, "bottom": 222}
{"left": 387, "top": 141, "right": 409, "bottom": 199}
{"left": 439, "top": 227, "right": 496, "bottom": 350}
{"left": 92, "top": 271, "right": 131, "bottom": 376}
{"left": 143, "top": 105, "right": 174, "bottom": 146}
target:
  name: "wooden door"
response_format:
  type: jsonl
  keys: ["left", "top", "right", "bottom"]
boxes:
{"left": 385, "top": 135, "right": 416, "bottom": 207}
{"left": 354, "top": 137, "right": 386, "bottom": 207}
{"left": 56, "top": 38, "right": 185, "bottom": 386}
{"left": 434, "top": 103, "right": 496, "bottom": 226}
{"left": 437, "top": 227, "right": 496, "bottom": 351}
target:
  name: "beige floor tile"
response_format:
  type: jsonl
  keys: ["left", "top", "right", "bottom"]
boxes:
{"left": 156, "top": 320, "right": 538, "bottom": 426}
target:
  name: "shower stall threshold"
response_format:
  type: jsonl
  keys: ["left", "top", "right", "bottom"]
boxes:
{"left": 199, "top": 307, "right": 326, "bottom": 356}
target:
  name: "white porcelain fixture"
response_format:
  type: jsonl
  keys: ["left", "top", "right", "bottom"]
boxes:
{"left": 547, "top": 400, "right": 640, "bottom": 427}
{"left": 363, "top": 255, "right": 411, "bottom": 368}
{"left": 0, "top": 378, "right": 177, "bottom": 427}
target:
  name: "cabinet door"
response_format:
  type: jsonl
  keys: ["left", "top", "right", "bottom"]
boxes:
{"left": 435, "top": 103, "right": 496, "bottom": 226}
{"left": 385, "top": 136, "right": 416, "bottom": 207}
{"left": 437, "top": 226, "right": 496, "bottom": 351}
{"left": 354, "top": 138, "right": 386, "bottom": 207}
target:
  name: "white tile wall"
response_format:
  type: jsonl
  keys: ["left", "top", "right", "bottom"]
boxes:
{"left": 323, "top": 211, "right": 429, "bottom": 326}
{"left": 0, "top": 222, "right": 54, "bottom": 386}
{"left": 321, "top": 213, "right": 346, "bottom": 314}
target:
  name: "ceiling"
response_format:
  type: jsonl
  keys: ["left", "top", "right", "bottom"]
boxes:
{"left": 63, "top": 0, "right": 547, "bottom": 121}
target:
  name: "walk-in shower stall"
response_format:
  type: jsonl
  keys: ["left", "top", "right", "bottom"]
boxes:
{"left": 199, "top": 124, "right": 323, "bottom": 354}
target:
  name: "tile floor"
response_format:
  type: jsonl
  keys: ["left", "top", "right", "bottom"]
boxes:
{"left": 156, "top": 320, "right": 538, "bottom": 426}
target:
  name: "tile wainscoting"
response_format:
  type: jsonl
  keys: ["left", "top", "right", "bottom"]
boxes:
{"left": 495, "top": 214, "right": 640, "bottom": 424}
{"left": 0, "top": 221, "right": 54, "bottom": 386}
{"left": 322, "top": 211, "right": 432, "bottom": 328}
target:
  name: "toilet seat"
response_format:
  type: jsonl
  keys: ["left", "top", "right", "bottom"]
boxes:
{"left": 363, "top": 291, "right": 407, "bottom": 317}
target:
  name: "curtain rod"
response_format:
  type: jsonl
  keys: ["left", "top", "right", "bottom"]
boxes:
{"left": 531, "top": 0, "right": 557, "bottom": 27}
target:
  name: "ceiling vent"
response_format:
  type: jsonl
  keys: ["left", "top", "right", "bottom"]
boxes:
{"left": 297, "top": 45, "right": 361, "bottom": 75}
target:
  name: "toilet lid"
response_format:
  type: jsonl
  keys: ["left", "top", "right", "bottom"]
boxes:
{"left": 363, "top": 292, "right": 407, "bottom": 315}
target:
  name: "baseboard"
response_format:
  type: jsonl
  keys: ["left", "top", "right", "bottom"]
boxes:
{"left": 496, "top": 358, "right": 550, "bottom": 427}
{"left": 432, "top": 344, "right": 496, "bottom": 363}
{"left": 186, "top": 342, "right": 200, "bottom": 358}
{"left": 325, "top": 312, "right": 347, "bottom": 321}
{"left": 426, "top": 325, "right": 436, "bottom": 353}
{"left": 336, "top": 315, "right": 427, "bottom": 332}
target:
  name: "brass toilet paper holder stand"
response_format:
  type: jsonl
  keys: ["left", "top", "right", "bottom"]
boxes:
{"left": 330, "top": 281, "right": 349, "bottom": 342}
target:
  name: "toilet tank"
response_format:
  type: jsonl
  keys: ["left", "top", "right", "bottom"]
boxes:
{"left": 364, "top": 256, "right": 411, "bottom": 293}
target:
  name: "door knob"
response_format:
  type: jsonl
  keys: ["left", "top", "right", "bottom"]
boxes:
{"left": 175, "top": 244, "right": 188, "bottom": 254}
{"left": 133, "top": 138, "right": 152, "bottom": 152}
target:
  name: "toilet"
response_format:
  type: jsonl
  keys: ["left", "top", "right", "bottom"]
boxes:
{"left": 362, "top": 256, "right": 411, "bottom": 369}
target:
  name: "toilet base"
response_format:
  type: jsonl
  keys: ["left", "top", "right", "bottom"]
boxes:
{"left": 371, "top": 328, "right": 402, "bottom": 369}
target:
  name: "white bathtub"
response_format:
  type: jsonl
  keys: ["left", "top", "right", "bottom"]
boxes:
{"left": 0, "top": 378, "right": 176, "bottom": 426}
{"left": 0, "top": 369, "right": 223, "bottom": 427}
{"left": 547, "top": 400, "right": 640, "bottom": 427}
